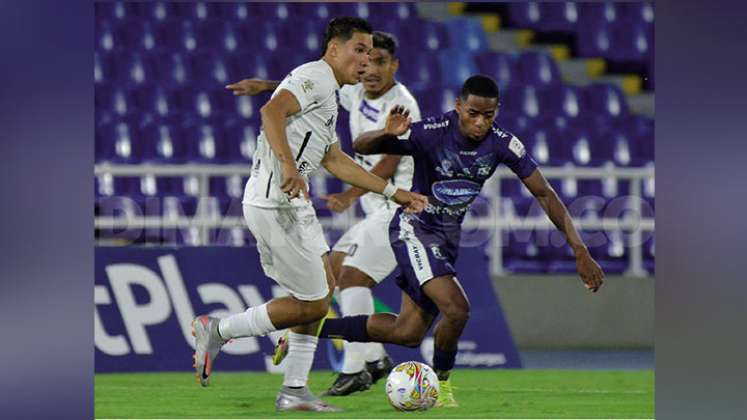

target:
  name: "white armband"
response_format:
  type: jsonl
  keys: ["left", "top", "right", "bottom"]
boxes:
{"left": 382, "top": 182, "right": 398, "bottom": 200}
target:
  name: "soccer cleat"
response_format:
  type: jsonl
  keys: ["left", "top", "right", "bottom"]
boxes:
{"left": 322, "top": 370, "right": 373, "bottom": 396}
{"left": 191, "top": 315, "right": 226, "bottom": 387}
{"left": 436, "top": 377, "right": 459, "bottom": 408}
{"left": 272, "top": 331, "right": 289, "bottom": 365}
{"left": 276, "top": 386, "right": 343, "bottom": 412}
{"left": 365, "top": 355, "right": 394, "bottom": 384}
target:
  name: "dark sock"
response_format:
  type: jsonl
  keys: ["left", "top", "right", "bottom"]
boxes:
{"left": 317, "top": 315, "right": 371, "bottom": 342}
{"left": 433, "top": 347, "right": 457, "bottom": 380}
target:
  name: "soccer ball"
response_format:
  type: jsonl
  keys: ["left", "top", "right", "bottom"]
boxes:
{"left": 385, "top": 361, "right": 440, "bottom": 411}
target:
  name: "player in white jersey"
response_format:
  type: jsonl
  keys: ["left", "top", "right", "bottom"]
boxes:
{"left": 192, "top": 18, "right": 427, "bottom": 413}
{"left": 228, "top": 32, "right": 422, "bottom": 397}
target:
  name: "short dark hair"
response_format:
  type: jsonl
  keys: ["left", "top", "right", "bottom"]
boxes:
{"left": 460, "top": 75, "right": 500, "bottom": 100}
{"left": 320, "top": 16, "right": 373, "bottom": 56}
{"left": 372, "top": 31, "right": 397, "bottom": 57}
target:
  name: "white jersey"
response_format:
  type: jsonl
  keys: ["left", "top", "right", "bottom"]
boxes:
{"left": 244, "top": 60, "right": 340, "bottom": 208}
{"left": 338, "top": 82, "right": 421, "bottom": 215}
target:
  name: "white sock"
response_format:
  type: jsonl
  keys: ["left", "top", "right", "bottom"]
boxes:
{"left": 282, "top": 332, "right": 318, "bottom": 388}
{"left": 218, "top": 303, "right": 275, "bottom": 339}
{"left": 340, "top": 286, "right": 386, "bottom": 372}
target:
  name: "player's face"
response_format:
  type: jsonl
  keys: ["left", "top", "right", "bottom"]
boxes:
{"left": 335, "top": 32, "right": 373, "bottom": 85}
{"left": 361, "top": 48, "right": 398, "bottom": 95}
{"left": 455, "top": 94, "right": 499, "bottom": 141}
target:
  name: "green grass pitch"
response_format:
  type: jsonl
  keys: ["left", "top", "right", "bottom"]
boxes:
{"left": 95, "top": 369, "right": 653, "bottom": 419}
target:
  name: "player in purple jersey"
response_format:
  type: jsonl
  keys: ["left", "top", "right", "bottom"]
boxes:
{"left": 314, "top": 75, "right": 605, "bottom": 407}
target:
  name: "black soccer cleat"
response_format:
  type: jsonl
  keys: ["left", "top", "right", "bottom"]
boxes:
{"left": 322, "top": 370, "right": 373, "bottom": 396}
{"left": 365, "top": 355, "right": 394, "bottom": 384}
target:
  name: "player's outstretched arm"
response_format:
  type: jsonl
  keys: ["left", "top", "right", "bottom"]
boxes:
{"left": 260, "top": 89, "right": 308, "bottom": 200}
{"left": 322, "top": 143, "right": 427, "bottom": 214}
{"left": 226, "top": 78, "right": 280, "bottom": 96}
{"left": 321, "top": 154, "right": 402, "bottom": 212}
{"left": 521, "top": 168, "right": 605, "bottom": 292}
{"left": 354, "top": 105, "right": 413, "bottom": 155}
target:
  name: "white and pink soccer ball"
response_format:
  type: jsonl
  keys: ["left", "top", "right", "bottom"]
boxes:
{"left": 385, "top": 361, "right": 440, "bottom": 411}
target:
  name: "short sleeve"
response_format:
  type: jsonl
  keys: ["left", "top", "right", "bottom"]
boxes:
{"left": 503, "top": 135, "right": 538, "bottom": 179}
{"left": 276, "top": 65, "right": 334, "bottom": 113}
{"left": 338, "top": 84, "right": 354, "bottom": 111}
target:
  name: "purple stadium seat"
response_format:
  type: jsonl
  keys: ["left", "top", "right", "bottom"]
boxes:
{"left": 181, "top": 122, "right": 225, "bottom": 163}
{"left": 151, "top": 51, "right": 195, "bottom": 87}
{"left": 578, "top": 2, "right": 619, "bottom": 27}
{"left": 538, "top": 2, "right": 579, "bottom": 32}
{"left": 539, "top": 84, "right": 585, "bottom": 120}
{"left": 221, "top": 94, "right": 261, "bottom": 122}
{"left": 475, "top": 52, "right": 517, "bottom": 90}
{"left": 502, "top": 85, "right": 545, "bottom": 119}
{"left": 438, "top": 49, "right": 478, "bottom": 88}
{"left": 397, "top": 53, "right": 441, "bottom": 92}
{"left": 368, "top": 3, "right": 418, "bottom": 27}
{"left": 140, "top": 124, "right": 184, "bottom": 163}
{"left": 190, "top": 52, "right": 239, "bottom": 88}
{"left": 96, "top": 120, "right": 142, "bottom": 164}
{"left": 131, "top": 84, "right": 180, "bottom": 119}
{"left": 178, "top": 88, "right": 224, "bottom": 119}
{"left": 496, "top": 113, "right": 531, "bottom": 138}
{"left": 133, "top": 1, "right": 178, "bottom": 22}
{"left": 576, "top": 22, "right": 613, "bottom": 58}
{"left": 583, "top": 83, "right": 629, "bottom": 119}
{"left": 444, "top": 18, "right": 488, "bottom": 53}
{"left": 95, "top": 85, "right": 137, "bottom": 118}
{"left": 116, "top": 19, "right": 162, "bottom": 52}
{"left": 256, "top": 2, "right": 294, "bottom": 22}
{"left": 221, "top": 122, "right": 258, "bottom": 164}
{"left": 95, "top": 51, "right": 114, "bottom": 84}
{"left": 95, "top": 2, "right": 137, "bottom": 22}
{"left": 403, "top": 20, "right": 449, "bottom": 53}
{"left": 516, "top": 51, "right": 562, "bottom": 87}
{"left": 231, "top": 53, "right": 271, "bottom": 80}
{"left": 611, "top": 23, "right": 652, "bottom": 62}
{"left": 95, "top": 20, "right": 121, "bottom": 52}
{"left": 174, "top": 2, "right": 221, "bottom": 21}
{"left": 111, "top": 51, "right": 155, "bottom": 86}
{"left": 278, "top": 20, "right": 325, "bottom": 58}
{"left": 507, "top": 2, "right": 543, "bottom": 29}
{"left": 619, "top": 2, "right": 654, "bottom": 26}
{"left": 287, "top": 3, "right": 332, "bottom": 24}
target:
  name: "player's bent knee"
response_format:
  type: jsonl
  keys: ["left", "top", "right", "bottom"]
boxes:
{"left": 441, "top": 302, "right": 471, "bottom": 325}
{"left": 299, "top": 298, "right": 329, "bottom": 323}
{"left": 338, "top": 266, "right": 376, "bottom": 290}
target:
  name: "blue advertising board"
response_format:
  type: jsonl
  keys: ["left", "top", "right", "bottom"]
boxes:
{"left": 95, "top": 246, "right": 522, "bottom": 372}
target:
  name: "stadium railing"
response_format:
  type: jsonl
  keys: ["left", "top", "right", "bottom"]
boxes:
{"left": 94, "top": 163, "right": 654, "bottom": 277}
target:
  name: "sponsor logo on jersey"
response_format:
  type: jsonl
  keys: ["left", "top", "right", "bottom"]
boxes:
{"left": 429, "top": 244, "right": 446, "bottom": 260}
{"left": 508, "top": 136, "right": 526, "bottom": 158}
{"left": 423, "top": 119, "right": 450, "bottom": 130}
{"left": 298, "top": 161, "right": 312, "bottom": 176}
{"left": 325, "top": 114, "right": 335, "bottom": 127}
{"left": 359, "top": 100, "right": 379, "bottom": 123}
{"left": 301, "top": 79, "right": 314, "bottom": 93}
{"left": 431, "top": 179, "right": 482, "bottom": 206}
{"left": 459, "top": 151, "right": 478, "bottom": 156}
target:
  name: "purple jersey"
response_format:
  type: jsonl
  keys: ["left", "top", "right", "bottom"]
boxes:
{"left": 378, "top": 110, "right": 538, "bottom": 232}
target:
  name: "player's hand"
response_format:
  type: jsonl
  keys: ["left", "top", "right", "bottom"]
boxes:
{"left": 384, "top": 105, "right": 412, "bottom": 137}
{"left": 391, "top": 190, "right": 428, "bottom": 214}
{"left": 575, "top": 249, "right": 604, "bottom": 292}
{"left": 226, "top": 78, "right": 271, "bottom": 96}
{"left": 280, "top": 166, "right": 309, "bottom": 201}
{"left": 320, "top": 191, "right": 355, "bottom": 213}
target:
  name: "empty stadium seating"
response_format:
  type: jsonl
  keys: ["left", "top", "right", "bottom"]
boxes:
{"left": 94, "top": 2, "right": 654, "bottom": 273}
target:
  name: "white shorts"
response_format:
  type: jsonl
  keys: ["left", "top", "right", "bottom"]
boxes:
{"left": 332, "top": 209, "right": 397, "bottom": 283}
{"left": 243, "top": 203, "right": 330, "bottom": 301}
